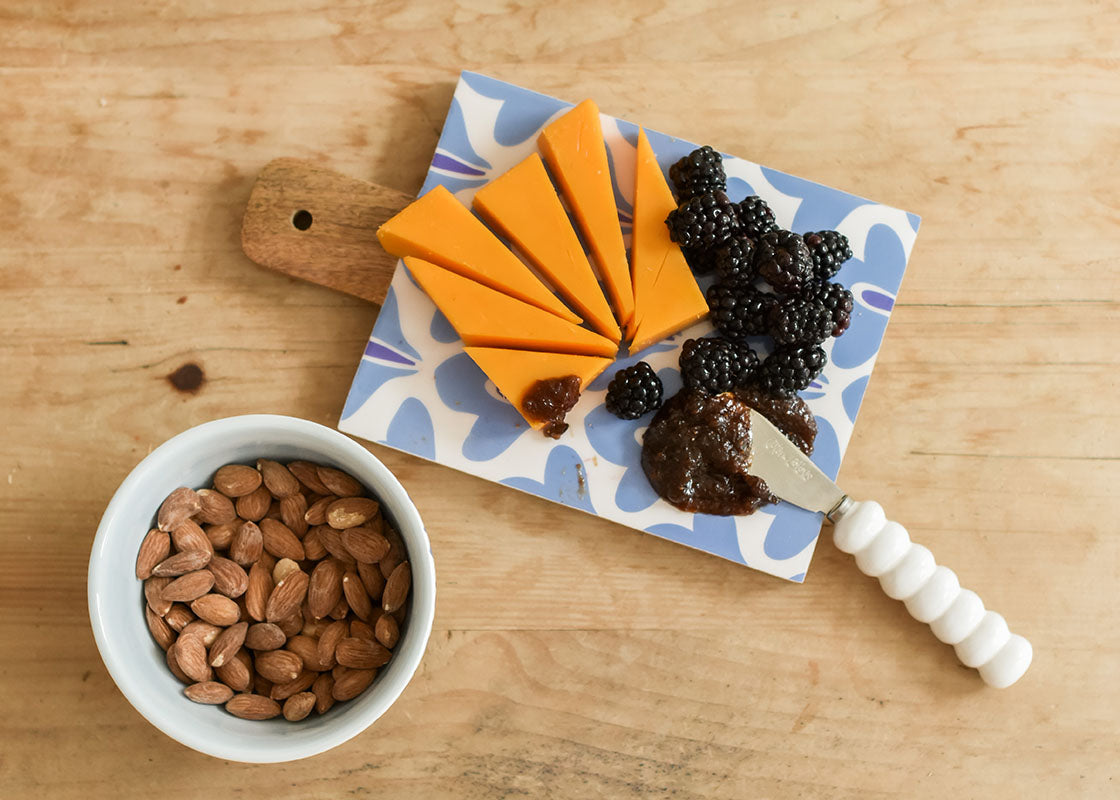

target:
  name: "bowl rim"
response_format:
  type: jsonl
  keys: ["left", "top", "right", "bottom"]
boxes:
{"left": 87, "top": 414, "right": 436, "bottom": 762}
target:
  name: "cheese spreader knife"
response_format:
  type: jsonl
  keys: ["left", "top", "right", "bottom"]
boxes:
{"left": 748, "top": 410, "right": 1032, "bottom": 688}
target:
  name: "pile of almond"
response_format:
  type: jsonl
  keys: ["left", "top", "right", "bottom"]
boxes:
{"left": 137, "top": 459, "right": 412, "bottom": 721}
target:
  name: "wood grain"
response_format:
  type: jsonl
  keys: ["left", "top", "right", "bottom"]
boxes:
{"left": 1, "top": 2, "right": 1118, "bottom": 798}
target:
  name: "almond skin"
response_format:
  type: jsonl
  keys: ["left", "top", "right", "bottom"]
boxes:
{"left": 335, "top": 637, "right": 391, "bottom": 669}
{"left": 349, "top": 619, "right": 375, "bottom": 641}
{"left": 357, "top": 562, "right": 385, "bottom": 601}
{"left": 382, "top": 561, "right": 411, "bottom": 613}
{"left": 244, "top": 622, "right": 287, "bottom": 651}
{"left": 145, "top": 605, "right": 176, "bottom": 650}
{"left": 158, "top": 487, "right": 202, "bottom": 532}
{"left": 255, "top": 649, "right": 303, "bottom": 683}
{"left": 340, "top": 526, "right": 390, "bottom": 564}
{"left": 213, "top": 464, "right": 262, "bottom": 497}
{"left": 171, "top": 519, "right": 213, "bottom": 555}
{"left": 316, "top": 466, "right": 362, "bottom": 498}
{"left": 328, "top": 596, "right": 349, "bottom": 621}
{"left": 204, "top": 521, "right": 239, "bottom": 550}
{"left": 215, "top": 650, "right": 252, "bottom": 692}
{"left": 208, "top": 556, "right": 249, "bottom": 598}
{"left": 161, "top": 570, "right": 215, "bottom": 603}
{"left": 301, "top": 527, "right": 328, "bottom": 561}
{"left": 245, "top": 562, "right": 273, "bottom": 622}
{"left": 191, "top": 593, "right": 241, "bottom": 627}
{"left": 375, "top": 613, "right": 400, "bottom": 649}
{"left": 265, "top": 570, "right": 309, "bottom": 623}
{"left": 342, "top": 571, "right": 373, "bottom": 621}
{"left": 235, "top": 485, "right": 272, "bottom": 523}
{"left": 229, "top": 521, "right": 264, "bottom": 567}
{"left": 196, "top": 489, "right": 237, "bottom": 525}
{"left": 272, "top": 557, "right": 301, "bottom": 585}
{"left": 209, "top": 621, "right": 248, "bottom": 667}
{"left": 136, "top": 529, "right": 171, "bottom": 580}
{"left": 287, "top": 460, "right": 332, "bottom": 495}
{"left": 258, "top": 459, "right": 301, "bottom": 499}
{"left": 179, "top": 620, "right": 222, "bottom": 647}
{"left": 286, "top": 635, "right": 328, "bottom": 672}
{"left": 331, "top": 668, "right": 376, "bottom": 701}
{"left": 259, "top": 518, "right": 305, "bottom": 561}
{"left": 379, "top": 524, "right": 406, "bottom": 579}
{"left": 271, "top": 670, "right": 317, "bottom": 701}
{"left": 307, "top": 559, "right": 344, "bottom": 619}
{"left": 166, "top": 644, "right": 193, "bottom": 685}
{"left": 144, "top": 577, "right": 173, "bottom": 616}
{"left": 282, "top": 691, "right": 317, "bottom": 722}
{"left": 151, "top": 550, "right": 212, "bottom": 578}
{"left": 276, "top": 612, "right": 304, "bottom": 638}
{"left": 312, "top": 674, "right": 336, "bottom": 714}
{"left": 279, "top": 494, "right": 309, "bottom": 537}
{"left": 316, "top": 620, "right": 347, "bottom": 668}
{"left": 174, "top": 635, "right": 212, "bottom": 683}
{"left": 164, "top": 604, "right": 195, "bottom": 632}
{"left": 185, "top": 681, "right": 234, "bottom": 705}
{"left": 326, "top": 497, "right": 380, "bottom": 530}
{"left": 313, "top": 526, "right": 355, "bottom": 565}
{"left": 303, "top": 496, "right": 334, "bottom": 527}
{"left": 226, "top": 693, "right": 281, "bottom": 720}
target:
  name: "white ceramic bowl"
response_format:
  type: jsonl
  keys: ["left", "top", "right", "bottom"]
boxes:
{"left": 88, "top": 414, "right": 436, "bottom": 763}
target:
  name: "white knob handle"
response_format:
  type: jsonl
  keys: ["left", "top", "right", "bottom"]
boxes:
{"left": 831, "top": 500, "right": 1032, "bottom": 688}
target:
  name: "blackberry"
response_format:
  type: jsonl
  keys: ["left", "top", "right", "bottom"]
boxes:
{"left": 706, "top": 283, "right": 778, "bottom": 342}
{"left": 605, "top": 361, "right": 663, "bottom": 420}
{"left": 802, "top": 281, "right": 855, "bottom": 336}
{"left": 679, "top": 337, "right": 760, "bottom": 395}
{"left": 683, "top": 246, "right": 719, "bottom": 275}
{"left": 669, "top": 146, "right": 726, "bottom": 202}
{"left": 735, "top": 196, "right": 778, "bottom": 239}
{"left": 803, "top": 230, "right": 853, "bottom": 281}
{"left": 713, "top": 236, "right": 756, "bottom": 286}
{"left": 756, "top": 344, "right": 827, "bottom": 397}
{"left": 766, "top": 295, "right": 833, "bottom": 345}
{"left": 665, "top": 191, "right": 741, "bottom": 251}
{"left": 753, "top": 230, "right": 813, "bottom": 295}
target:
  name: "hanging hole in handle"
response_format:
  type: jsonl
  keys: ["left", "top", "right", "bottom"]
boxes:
{"left": 292, "top": 209, "right": 313, "bottom": 231}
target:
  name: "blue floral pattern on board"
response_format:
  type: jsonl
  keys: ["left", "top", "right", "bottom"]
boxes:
{"left": 338, "top": 72, "right": 919, "bottom": 582}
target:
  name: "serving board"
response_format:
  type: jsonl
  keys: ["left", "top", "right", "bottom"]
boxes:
{"left": 242, "top": 71, "right": 919, "bottom": 582}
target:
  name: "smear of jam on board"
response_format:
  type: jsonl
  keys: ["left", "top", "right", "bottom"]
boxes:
{"left": 522, "top": 375, "right": 581, "bottom": 439}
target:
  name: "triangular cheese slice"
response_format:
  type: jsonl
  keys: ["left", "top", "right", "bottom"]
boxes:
{"left": 403, "top": 257, "right": 617, "bottom": 358}
{"left": 377, "top": 185, "right": 580, "bottom": 324}
{"left": 473, "top": 154, "right": 622, "bottom": 343}
{"left": 628, "top": 129, "right": 709, "bottom": 354}
{"left": 537, "top": 100, "right": 635, "bottom": 327}
{"left": 463, "top": 347, "right": 611, "bottom": 431}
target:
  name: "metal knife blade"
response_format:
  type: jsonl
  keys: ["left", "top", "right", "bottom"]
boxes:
{"left": 748, "top": 409, "right": 846, "bottom": 517}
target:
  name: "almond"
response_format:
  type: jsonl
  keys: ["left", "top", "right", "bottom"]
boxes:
{"left": 166, "top": 643, "right": 192, "bottom": 685}
{"left": 204, "top": 520, "right": 239, "bottom": 550}
{"left": 151, "top": 549, "right": 212, "bottom": 577}
{"left": 342, "top": 571, "right": 373, "bottom": 621}
{"left": 208, "top": 556, "right": 249, "bottom": 598}
{"left": 164, "top": 603, "right": 195, "bottom": 631}
{"left": 258, "top": 550, "right": 277, "bottom": 573}
{"left": 303, "top": 496, "right": 334, "bottom": 526}
{"left": 244, "top": 622, "right": 286, "bottom": 651}
{"left": 245, "top": 562, "right": 273, "bottom": 621}
{"left": 235, "top": 485, "right": 271, "bottom": 522}
{"left": 349, "top": 619, "right": 375, "bottom": 641}
{"left": 382, "top": 561, "right": 411, "bottom": 613}
{"left": 331, "top": 668, "right": 376, "bottom": 701}
{"left": 184, "top": 681, "right": 234, "bottom": 705}
{"left": 357, "top": 562, "right": 385, "bottom": 601}
{"left": 265, "top": 570, "right": 309, "bottom": 623}
{"left": 316, "top": 466, "right": 362, "bottom": 498}
{"left": 271, "top": 670, "right": 317, "bottom": 701}
{"left": 286, "top": 635, "right": 328, "bottom": 672}
{"left": 287, "top": 460, "right": 332, "bottom": 495}
{"left": 161, "top": 570, "right": 215, "bottom": 603}
{"left": 314, "top": 526, "right": 355, "bottom": 565}
{"left": 213, "top": 464, "right": 262, "bottom": 497}
{"left": 209, "top": 621, "right": 248, "bottom": 667}
{"left": 255, "top": 649, "right": 303, "bottom": 683}
{"left": 340, "top": 526, "right": 390, "bottom": 564}
{"left": 265, "top": 499, "right": 284, "bottom": 521}
{"left": 174, "top": 635, "right": 212, "bottom": 682}
{"left": 191, "top": 593, "right": 241, "bottom": 626}
{"left": 171, "top": 519, "right": 213, "bottom": 555}
{"left": 259, "top": 518, "right": 305, "bottom": 561}
{"left": 302, "top": 527, "right": 328, "bottom": 560}
{"left": 196, "top": 489, "right": 236, "bottom": 525}
{"left": 279, "top": 494, "right": 309, "bottom": 537}
{"left": 157, "top": 487, "right": 202, "bottom": 532}
{"left": 229, "top": 520, "right": 263, "bottom": 566}
{"left": 272, "top": 557, "right": 301, "bottom": 585}
{"left": 282, "top": 691, "right": 316, "bottom": 722}
{"left": 215, "top": 650, "right": 252, "bottom": 692}
{"left": 226, "top": 693, "right": 281, "bottom": 720}
{"left": 335, "top": 637, "right": 391, "bottom": 669}
{"left": 136, "top": 529, "right": 171, "bottom": 580}
{"left": 328, "top": 596, "right": 349, "bottom": 620}
{"left": 312, "top": 674, "right": 335, "bottom": 714}
{"left": 258, "top": 459, "right": 301, "bottom": 498}
{"left": 326, "top": 497, "right": 380, "bottom": 530}
{"left": 145, "top": 605, "right": 175, "bottom": 650}
{"left": 254, "top": 673, "right": 275, "bottom": 698}
{"left": 144, "top": 576, "right": 173, "bottom": 616}
{"left": 316, "top": 620, "right": 347, "bottom": 668}
{"left": 279, "top": 612, "right": 305, "bottom": 638}
{"left": 307, "top": 558, "right": 344, "bottom": 619}
{"left": 301, "top": 615, "right": 329, "bottom": 638}
{"left": 375, "top": 614, "right": 400, "bottom": 649}
{"left": 379, "top": 523, "right": 406, "bottom": 579}
{"left": 179, "top": 620, "right": 222, "bottom": 647}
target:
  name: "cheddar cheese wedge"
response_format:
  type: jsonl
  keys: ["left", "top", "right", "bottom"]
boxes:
{"left": 378, "top": 185, "right": 580, "bottom": 324}
{"left": 463, "top": 347, "right": 612, "bottom": 431}
{"left": 627, "top": 128, "right": 709, "bottom": 354}
{"left": 473, "top": 154, "right": 622, "bottom": 343}
{"left": 403, "top": 257, "right": 617, "bottom": 358}
{"left": 538, "top": 100, "right": 635, "bottom": 327}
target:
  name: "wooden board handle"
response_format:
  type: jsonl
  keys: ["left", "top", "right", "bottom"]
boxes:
{"left": 240, "top": 158, "right": 413, "bottom": 305}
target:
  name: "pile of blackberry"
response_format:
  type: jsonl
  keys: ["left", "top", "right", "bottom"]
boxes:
{"left": 665, "top": 146, "right": 856, "bottom": 397}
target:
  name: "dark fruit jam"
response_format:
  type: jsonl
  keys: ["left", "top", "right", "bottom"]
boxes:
{"left": 523, "top": 375, "right": 582, "bottom": 439}
{"left": 733, "top": 386, "right": 816, "bottom": 457}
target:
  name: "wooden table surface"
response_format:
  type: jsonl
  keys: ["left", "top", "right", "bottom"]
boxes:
{"left": 2, "top": 2, "right": 1118, "bottom": 797}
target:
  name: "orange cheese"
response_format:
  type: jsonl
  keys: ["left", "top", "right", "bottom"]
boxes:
{"left": 377, "top": 184, "right": 580, "bottom": 324}
{"left": 627, "top": 128, "right": 709, "bottom": 355}
{"left": 463, "top": 347, "right": 612, "bottom": 431}
{"left": 473, "top": 154, "right": 622, "bottom": 343}
{"left": 537, "top": 100, "right": 635, "bottom": 327}
{"left": 403, "top": 257, "right": 617, "bottom": 358}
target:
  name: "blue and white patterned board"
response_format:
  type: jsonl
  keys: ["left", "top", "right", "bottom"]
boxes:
{"left": 339, "top": 71, "right": 918, "bottom": 583}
